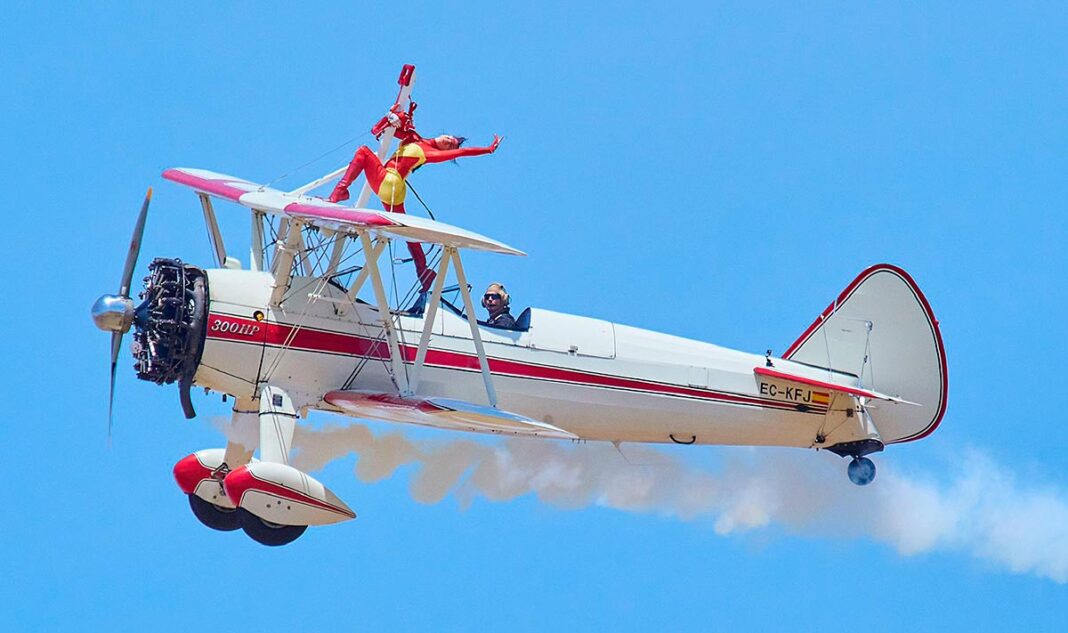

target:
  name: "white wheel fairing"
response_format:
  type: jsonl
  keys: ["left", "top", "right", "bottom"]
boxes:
{"left": 223, "top": 462, "right": 356, "bottom": 526}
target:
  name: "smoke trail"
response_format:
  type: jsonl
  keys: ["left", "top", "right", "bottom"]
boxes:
{"left": 223, "top": 419, "right": 1068, "bottom": 584}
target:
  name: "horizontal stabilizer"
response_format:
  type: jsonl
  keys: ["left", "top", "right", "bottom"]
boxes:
{"left": 754, "top": 367, "right": 919, "bottom": 405}
{"left": 162, "top": 167, "right": 524, "bottom": 255}
{"left": 324, "top": 390, "right": 577, "bottom": 440}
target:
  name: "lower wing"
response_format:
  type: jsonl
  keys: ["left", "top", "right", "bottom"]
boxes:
{"left": 324, "top": 390, "right": 577, "bottom": 440}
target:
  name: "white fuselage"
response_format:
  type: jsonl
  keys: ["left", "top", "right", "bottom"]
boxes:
{"left": 196, "top": 269, "right": 856, "bottom": 448}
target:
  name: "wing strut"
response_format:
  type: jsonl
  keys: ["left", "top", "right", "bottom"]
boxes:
{"left": 324, "top": 229, "right": 347, "bottom": 277}
{"left": 198, "top": 193, "right": 227, "bottom": 267}
{"left": 450, "top": 247, "right": 498, "bottom": 407}
{"left": 359, "top": 231, "right": 410, "bottom": 394}
{"left": 397, "top": 246, "right": 497, "bottom": 408}
{"left": 270, "top": 220, "right": 304, "bottom": 306}
{"left": 334, "top": 237, "right": 387, "bottom": 316}
{"left": 407, "top": 251, "right": 452, "bottom": 395}
{"left": 250, "top": 209, "right": 265, "bottom": 272}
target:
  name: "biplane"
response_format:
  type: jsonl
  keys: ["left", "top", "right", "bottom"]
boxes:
{"left": 91, "top": 66, "right": 947, "bottom": 546}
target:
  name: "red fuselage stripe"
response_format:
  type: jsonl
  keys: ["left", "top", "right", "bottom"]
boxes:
{"left": 206, "top": 313, "right": 825, "bottom": 414}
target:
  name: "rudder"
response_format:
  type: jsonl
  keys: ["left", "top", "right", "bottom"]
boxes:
{"left": 784, "top": 264, "right": 947, "bottom": 444}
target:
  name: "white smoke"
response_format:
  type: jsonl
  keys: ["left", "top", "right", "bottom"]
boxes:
{"left": 220, "top": 419, "right": 1068, "bottom": 584}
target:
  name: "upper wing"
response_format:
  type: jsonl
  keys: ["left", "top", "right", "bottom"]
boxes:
{"left": 162, "top": 167, "right": 524, "bottom": 255}
{"left": 323, "top": 390, "right": 577, "bottom": 440}
{"left": 754, "top": 366, "right": 919, "bottom": 405}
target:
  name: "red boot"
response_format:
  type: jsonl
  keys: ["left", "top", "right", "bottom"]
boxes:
{"left": 328, "top": 146, "right": 375, "bottom": 203}
{"left": 327, "top": 186, "right": 350, "bottom": 203}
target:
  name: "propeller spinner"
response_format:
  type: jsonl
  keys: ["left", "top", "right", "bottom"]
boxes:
{"left": 91, "top": 188, "right": 152, "bottom": 439}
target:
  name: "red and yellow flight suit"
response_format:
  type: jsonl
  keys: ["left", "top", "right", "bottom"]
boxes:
{"left": 328, "top": 135, "right": 500, "bottom": 291}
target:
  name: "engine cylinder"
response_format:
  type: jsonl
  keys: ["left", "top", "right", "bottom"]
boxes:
{"left": 132, "top": 258, "right": 208, "bottom": 387}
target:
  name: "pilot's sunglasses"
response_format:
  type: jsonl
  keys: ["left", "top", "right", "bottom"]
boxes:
{"left": 484, "top": 293, "right": 502, "bottom": 301}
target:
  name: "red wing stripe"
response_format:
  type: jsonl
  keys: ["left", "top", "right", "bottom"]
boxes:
{"left": 283, "top": 202, "right": 398, "bottom": 227}
{"left": 162, "top": 168, "right": 250, "bottom": 201}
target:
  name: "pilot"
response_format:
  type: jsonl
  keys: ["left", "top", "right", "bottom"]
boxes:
{"left": 482, "top": 282, "right": 516, "bottom": 329}
{"left": 327, "top": 111, "right": 501, "bottom": 292}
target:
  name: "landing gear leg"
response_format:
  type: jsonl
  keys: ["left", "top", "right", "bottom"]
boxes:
{"left": 847, "top": 456, "right": 877, "bottom": 486}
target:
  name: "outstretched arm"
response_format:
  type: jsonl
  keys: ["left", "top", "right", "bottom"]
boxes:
{"left": 422, "top": 135, "right": 502, "bottom": 164}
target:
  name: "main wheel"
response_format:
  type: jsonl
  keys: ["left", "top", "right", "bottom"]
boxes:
{"left": 237, "top": 509, "right": 307, "bottom": 546}
{"left": 847, "top": 456, "right": 877, "bottom": 486}
{"left": 188, "top": 494, "right": 240, "bottom": 531}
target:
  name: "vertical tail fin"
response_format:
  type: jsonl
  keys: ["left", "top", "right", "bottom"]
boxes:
{"left": 785, "top": 264, "right": 947, "bottom": 444}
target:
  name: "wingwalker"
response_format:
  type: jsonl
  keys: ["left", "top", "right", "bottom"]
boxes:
{"left": 91, "top": 65, "right": 947, "bottom": 546}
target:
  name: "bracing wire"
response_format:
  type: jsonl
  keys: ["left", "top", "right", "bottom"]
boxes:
{"left": 262, "top": 131, "right": 372, "bottom": 190}
{"left": 406, "top": 179, "right": 437, "bottom": 221}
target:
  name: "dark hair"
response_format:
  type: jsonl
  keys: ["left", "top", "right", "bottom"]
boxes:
{"left": 455, "top": 136, "right": 467, "bottom": 147}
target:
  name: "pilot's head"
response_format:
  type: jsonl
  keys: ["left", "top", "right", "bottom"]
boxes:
{"left": 482, "top": 282, "right": 510, "bottom": 314}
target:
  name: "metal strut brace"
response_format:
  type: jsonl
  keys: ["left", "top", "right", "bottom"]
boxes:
{"left": 298, "top": 228, "right": 314, "bottom": 277}
{"left": 272, "top": 218, "right": 291, "bottom": 273}
{"left": 324, "top": 230, "right": 348, "bottom": 277}
{"left": 270, "top": 219, "right": 304, "bottom": 306}
{"left": 450, "top": 247, "right": 498, "bottom": 407}
{"left": 250, "top": 210, "right": 265, "bottom": 272}
{"left": 198, "top": 194, "right": 226, "bottom": 267}
{"left": 336, "top": 237, "right": 387, "bottom": 316}
{"left": 407, "top": 252, "right": 452, "bottom": 395}
{"left": 359, "top": 231, "right": 409, "bottom": 393}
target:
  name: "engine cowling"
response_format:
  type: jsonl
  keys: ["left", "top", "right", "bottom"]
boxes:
{"left": 223, "top": 462, "right": 356, "bottom": 526}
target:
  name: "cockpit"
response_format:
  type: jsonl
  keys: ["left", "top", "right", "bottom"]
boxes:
{"left": 403, "top": 285, "right": 531, "bottom": 331}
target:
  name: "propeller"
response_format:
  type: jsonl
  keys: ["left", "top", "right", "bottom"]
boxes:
{"left": 91, "top": 187, "right": 152, "bottom": 441}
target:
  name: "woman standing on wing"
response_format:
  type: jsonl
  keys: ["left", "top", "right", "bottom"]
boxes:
{"left": 328, "top": 119, "right": 502, "bottom": 291}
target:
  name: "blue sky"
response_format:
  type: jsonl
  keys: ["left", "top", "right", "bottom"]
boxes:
{"left": 2, "top": 2, "right": 1066, "bottom": 630}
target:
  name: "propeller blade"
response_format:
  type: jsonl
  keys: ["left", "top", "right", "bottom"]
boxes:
{"left": 118, "top": 187, "right": 152, "bottom": 298}
{"left": 108, "top": 331, "right": 122, "bottom": 443}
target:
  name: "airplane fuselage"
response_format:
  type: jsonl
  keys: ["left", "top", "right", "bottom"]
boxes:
{"left": 196, "top": 268, "right": 865, "bottom": 449}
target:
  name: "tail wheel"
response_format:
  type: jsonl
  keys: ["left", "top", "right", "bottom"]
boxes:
{"left": 238, "top": 509, "right": 307, "bottom": 547}
{"left": 847, "top": 457, "right": 877, "bottom": 486}
{"left": 187, "top": 494, "right": 240, "bottom": 531}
